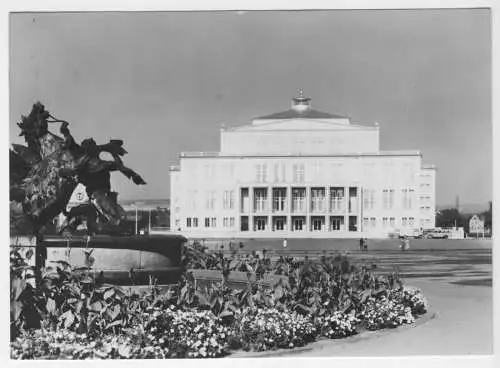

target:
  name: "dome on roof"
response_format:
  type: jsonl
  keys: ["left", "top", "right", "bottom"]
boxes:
{"left": 254, "top": 90, "right": 348, "bottom": 120}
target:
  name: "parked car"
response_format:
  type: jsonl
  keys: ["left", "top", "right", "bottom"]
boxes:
{"left": 423, "top": 229, "right": 449, "bottom": 239}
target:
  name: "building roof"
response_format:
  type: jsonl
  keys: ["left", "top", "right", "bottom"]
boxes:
{"left": 254, "top": 108, "right": 348, "bottom": 120}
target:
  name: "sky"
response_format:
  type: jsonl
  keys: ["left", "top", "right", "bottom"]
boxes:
{"left": 9, "top": 9, "right": 491, "bottom": 207}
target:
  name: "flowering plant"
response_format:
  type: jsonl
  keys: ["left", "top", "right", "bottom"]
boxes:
{"left": 390, "top": 287, "right": 429, "bottom": 315}
{"left": 317, "top": 311, "right": 359, "bottom": 339}
{"left": 146, "top": 306, "right": 234, "bottom": 358}
{"left": 358, "top": 296, "right": 415, "bottom": 330}
{"left": 236, "top": 307, "right": 317, "bottom": 351}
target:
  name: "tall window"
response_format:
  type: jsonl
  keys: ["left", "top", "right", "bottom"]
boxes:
{"left": 330, "top": 187, "right": 345, "bottom": 211}
{"left": 402, "top": 188, "right": 414, "bottom": 209}
{"left": 363, "top": 189, "right": 375, "bottom": 210}
{"left": 273, "top": 188, "right": 287, "bottom": 212}
{"left": 382, "top": 189, "right": 389, "bottom": 209}
{"left": 205, "top": 190, "right": 216, "bottom": 210}
{"left": 292, "top": 188, "right": 306, "bottom": 212}
{"left": 211, "top": 217, "right": 217, "bottom": 227}
{"left": 402, "top": 217, "right": 408, "bottom": 227}
{"left": 186, "top": 218, "right": 192, "bottom": 227}
{"left": 389, "top": 217, "right": 395, "bottom": 227}
{"left": 383, "top": 189, "right": 395, "bottom": 209}
{"left": 370, "top": 217, "right": 376, "bottom": 228}
{"left": 256, "top": 163, "right": 267, "bottom": 183}
{"left": 193, "top": 218, "right": 198, "bottom": 227}
{"left": 205, "top": 217, "right": 210, "bottom": 227}
{"left": 254, "top": 189, "right": 268, "bottom": 212}
{"left": 382, "top": 217, "right": 389, "bottom": 228}
{"left": 223, "top": 190, "right": 235, "bottom": 210}
{"left": 293, "top": 163, "right": 305, "bottom": 182}
{"left": 311, "top": 188, "right": 326, "bottom": 212}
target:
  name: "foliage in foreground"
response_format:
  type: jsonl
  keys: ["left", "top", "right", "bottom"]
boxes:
{"left": 11, "top": 243, "right": 429, "bottom": 359}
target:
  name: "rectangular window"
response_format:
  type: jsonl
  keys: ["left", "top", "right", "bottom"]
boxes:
{"left": 363, "top": 189, "right": 376, "bottom": 210}
{"left": 229, "top": 217, "right": 235, "bottom": 227}
{"left": 292, "top": 188, "right": 306, "bottom": 212}
{"left": 193, "top": 218, "right": 198, "bottom": 227}
{"left": 382, "top": 217, "right": 388, "bottom": 228}
{"left": 293, "top": 163, "right": 305, "bottom": 182}
{"left": 408, "top": 217, "right": 415, "bottom": 227}
{"left": 273, "top": 217, "right": 286, "bottom": 231}
{"left": 223, "top": 190, "right": 235, "bottom": 210}
{"left": 330, "top": 187, "right": 345, "bottom": 211}
{"left": 205, "top": 190, "right": 216, "bottom": 210}
{"left": 205, "top": 217, "right": 210, "bottom": 227}
{"left": 255, "top": 217, "right": 267, "bottom": 231}
{"left": 273, "top": 188, "right": 287, "bottom": 212}
{"left": 330, "top": 216, "right": 344, "bottom": 231}
{"left": 256, "top": 163, "right": 267, "bottom": 183}
{"left": 254, "top": 188, "right": 268, "bottom": 212}
{"left": 402, "top": 188, "right": 414, "bottom": 209}
{"left": 211, "top": 217, "right": 217, "bottom": 227}
{"left": 223, "top": 217, "right": 229, "bottom": 227}
{"left": 311, "top": 188, "right": 326, "bottom": 212}
{"left": 402, "top": 217, "right": 408, "bottom": 227}
{"left": 186, "top": 218, "right": 192, "bottom": 227}
{"left": 370, "top": 217, "right": 376, "bottom": 228}
{"left": 382, "top": 189, "right": 390, "bottom": 209}
{"left": 390, "top": 217, "right": 395, "bottom": 227}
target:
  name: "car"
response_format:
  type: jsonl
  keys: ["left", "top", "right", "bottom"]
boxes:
{"left": 424, "top": 231, "right": 449, "bottom": 239}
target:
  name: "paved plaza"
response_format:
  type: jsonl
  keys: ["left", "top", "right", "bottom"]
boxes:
{"left": 231, "top": 239, "right": 493, "bottom": 357}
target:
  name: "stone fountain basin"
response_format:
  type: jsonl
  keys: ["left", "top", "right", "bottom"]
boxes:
{"left": 38, "top": 234, "right": 187, "bottom": 285}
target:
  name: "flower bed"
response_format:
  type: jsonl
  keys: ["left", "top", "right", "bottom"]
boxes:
{"left": 11, "top": 244, "right": 430, "bottom": 359}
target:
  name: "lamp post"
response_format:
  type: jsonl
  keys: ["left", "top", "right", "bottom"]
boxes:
{"left": 148, "top": 208, "right": 152, "bottom": 234}
{"left": 135, "top": 207, "right": 138, "bottom": 235}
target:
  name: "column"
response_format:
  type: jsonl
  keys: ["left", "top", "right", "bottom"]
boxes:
{"left": 249, "top": 186, "right": 254, "bottom": 232}
{"left": 288, "top": 185, "right": 293, "bottom": 232}
{"left": 306, "top": 186, "right": 310, "bottom": 232}
{"left": 345, "top": 185, "right": 349, "bottom": 233}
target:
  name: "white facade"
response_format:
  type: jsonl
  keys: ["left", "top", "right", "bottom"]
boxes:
{"left": 170, "top": 93, "right": 436, "bottom": 238}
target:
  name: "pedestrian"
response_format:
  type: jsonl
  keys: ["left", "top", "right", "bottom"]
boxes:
{"left": 359, "top": 238, "right": 364, "bottom": 252}
{"left": 405, "top": 236, "right": 411, "bottom": 251}
{"left": 283, "top": 238, "right": 288, "bottom": 248}
{"left": 363, "top": 238, "right": 368, "bottom": 252}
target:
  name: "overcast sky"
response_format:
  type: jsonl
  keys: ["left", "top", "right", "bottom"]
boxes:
{"left": 9, "top": 9, "right": 491, "bottom": 206}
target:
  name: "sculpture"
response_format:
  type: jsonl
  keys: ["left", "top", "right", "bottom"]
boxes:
{"left": 10, "top": 102, "right": 146, "bottom": 236}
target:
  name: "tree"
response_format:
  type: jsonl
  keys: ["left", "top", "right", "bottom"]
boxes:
{"left": 436, "top": 208, "right": 466, "bottom": 229}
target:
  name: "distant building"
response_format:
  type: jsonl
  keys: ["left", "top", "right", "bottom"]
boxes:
{"left": 56, "top": 183, "right": 88, "bottom": 229}
{"left": 469, "top": 214, "right": 485, "bottom": 235}
{"left": 170, "top": 92, "right": 437, "bottom": 238}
